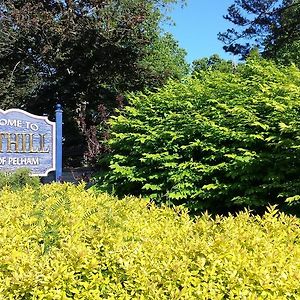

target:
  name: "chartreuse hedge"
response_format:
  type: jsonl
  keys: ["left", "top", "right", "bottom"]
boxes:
{"left": 1, "top": 183, "right": 300, "bottom": 299}
{"left": 98, "top": 58, "right": 300, "bottom": 212}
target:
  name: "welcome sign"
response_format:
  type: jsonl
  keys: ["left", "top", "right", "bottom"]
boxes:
{"left": 0, "top": 109, "right": 57, "bottom": 176}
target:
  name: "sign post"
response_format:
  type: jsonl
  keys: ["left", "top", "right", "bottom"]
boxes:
{"left": 55, "top": 104, "right": 63, "bottom": 182}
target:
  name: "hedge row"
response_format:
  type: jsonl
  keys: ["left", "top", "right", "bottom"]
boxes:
{"left": 98, "top": 58, "right": 300, "bottom": 213}
{"left": 0, "top": 183, "right": 300, "bottom": 299}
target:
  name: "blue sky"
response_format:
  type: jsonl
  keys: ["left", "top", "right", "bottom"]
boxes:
{"left": 164, "top": 0, "right": 236, "bottom": 64}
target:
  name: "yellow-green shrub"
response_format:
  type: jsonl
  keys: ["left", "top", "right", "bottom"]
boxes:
{"left": 98, "top": 58, "right": 300, "bottom": 213}
{"left": 0, "top": 184, "right": 300, "bottom": 299}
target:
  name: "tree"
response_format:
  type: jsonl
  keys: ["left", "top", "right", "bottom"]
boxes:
{"left": 140, "top": 33, "right": 189, "bottom": 85}
{"left": 191, "top": 54, "right": 234, "bottom": 74}
{"left": 219, "top": 0, "right": 300, "bottom": 61}
{"left": 0, "top": 0, "right": 188, "bottom": 165}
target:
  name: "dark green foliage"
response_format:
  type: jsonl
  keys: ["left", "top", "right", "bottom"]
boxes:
{"left": 219, "top": 0, "right": 300, "bottom": 63}
{"left": 0, "top": 168, "right": 40, "bottom": 190}
{"left": 192, "top": 54, "right": 235, "bottom": 74}
{"left": 0, "top": 0, "right": 188, "bottom": 164}
{"left": 97, "top": 58, "right": 300, "bottom": 213}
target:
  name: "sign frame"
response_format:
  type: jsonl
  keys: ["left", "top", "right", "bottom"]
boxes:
{"left": 0, "top": 108, "right": 57, "bottom": 177}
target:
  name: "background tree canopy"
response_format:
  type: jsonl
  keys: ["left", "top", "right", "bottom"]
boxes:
{"left": 219, "top": 0, "right": 300, "bottom": 64}
{"left": 0, "top": 0, "right": 188, "bottom": 165}
{"left": 191, "top": 54, "right": 234, "bottom": 74}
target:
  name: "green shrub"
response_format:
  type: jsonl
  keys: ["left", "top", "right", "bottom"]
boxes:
{"left": 0, "top": 168, "right": 40, "bottom": 190}
{"left": 1, "top": 184, "right": 300, "bottom": 298}
{"left": 97, "top": 58, "right": 300, "bottom": 213}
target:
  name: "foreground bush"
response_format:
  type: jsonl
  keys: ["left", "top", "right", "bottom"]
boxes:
{"left": 1, "top": 184, "right": 300, "bottom": 299}
{"left": 98, "top": 58, "right": 300, "bottom": 212}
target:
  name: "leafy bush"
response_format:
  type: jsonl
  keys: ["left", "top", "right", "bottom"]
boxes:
{"left": 0, "top": 168, "right": 40, "bottom": 190}
{"left": 1, "top": 184, "right": 300, "bottom": 298}
{"left": 98, "top": 58, "right": 300, "bottom": 212}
